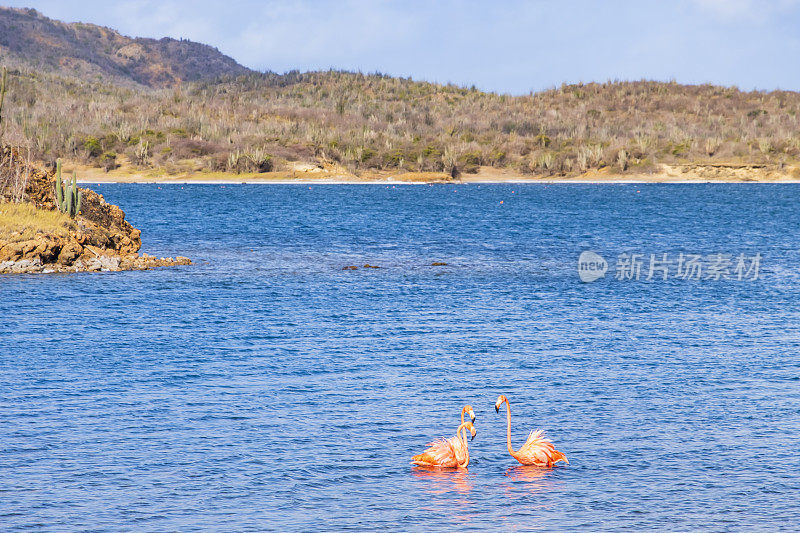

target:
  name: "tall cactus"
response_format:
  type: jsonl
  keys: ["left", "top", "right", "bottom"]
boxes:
{"left": 54, "top": 158, "right": 82, "bottom": 217}
{"left": 69, "top": 171, "right": 82, "bottom": 217}
{"left": 55, "top": 159, "right": 64, "bottom": 206}
{"left": 0, "top": 66, "right": 7, "bottom": 129}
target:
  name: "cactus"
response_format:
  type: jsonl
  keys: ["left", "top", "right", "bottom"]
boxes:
{"left": 55, "top": 159, "right": 64, "bottom": 206}
{"left": 0, "top": 65, "right": 7, "bottom": 128}
{"left": 69, "top": 172, "right": 81, "bottom": 217}
{"left": 54, "top": 158, "right": 82, "bottom": 217}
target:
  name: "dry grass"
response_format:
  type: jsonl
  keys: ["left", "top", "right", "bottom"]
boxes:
{"left": 389, "top": 171, "right": 453, "bottom": 182}
{"left": 2, "top": 66, "right": 800, "bottom": 178}
{"left": 0, "top": 201, "right": 72, "bottom": 242}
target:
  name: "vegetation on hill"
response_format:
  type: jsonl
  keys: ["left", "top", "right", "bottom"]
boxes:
{"left": 1, "top": 7, "right": 799, "bottom": 179}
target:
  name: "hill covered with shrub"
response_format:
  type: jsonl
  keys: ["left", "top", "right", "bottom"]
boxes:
{"left": 1, "top": 7, "right": 799, "bottom": 179}
{"left": 0, "top": 6, "right": 249, "bottom": 87}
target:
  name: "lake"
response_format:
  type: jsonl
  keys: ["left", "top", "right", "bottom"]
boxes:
{"left": 1, "top": 183, "right": 799, "bottom": 531}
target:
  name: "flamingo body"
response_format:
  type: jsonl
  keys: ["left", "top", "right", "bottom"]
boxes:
{"left": 411, "top": 438, "right": 460, "bottom": 468}
{"left": 511, "top": 429, "right": 569, "bottom": 467}
{"left": 411, "top": 421, "right": 476, "bottom": 468}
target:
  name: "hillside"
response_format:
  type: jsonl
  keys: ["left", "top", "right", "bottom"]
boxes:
{"left": 0, "top": 6, "right": 250, "bottom": 87}
{"left": 1, "top": 8, "right": 799, "bottom": 181}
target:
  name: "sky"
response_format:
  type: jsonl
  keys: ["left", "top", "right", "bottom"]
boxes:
{"left": 4, "top": 0, "right": 800, "bottom": 94}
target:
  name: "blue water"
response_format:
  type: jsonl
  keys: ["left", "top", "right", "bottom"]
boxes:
{"left": 2, "top": 184, "right": 799, "bottom": 531}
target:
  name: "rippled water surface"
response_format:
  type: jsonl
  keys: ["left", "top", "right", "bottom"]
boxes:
{"left": 2, "top": 184, "right": 800, "bottom": 531}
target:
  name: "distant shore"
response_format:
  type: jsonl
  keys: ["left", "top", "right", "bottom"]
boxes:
{"left": 68, "top": 161, "right": 800, "bottom": 185}
{"left": 76, "top": 175, "right": 800, "bottom": 185}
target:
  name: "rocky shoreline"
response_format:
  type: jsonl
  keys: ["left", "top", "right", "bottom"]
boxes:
{"left": 0, "top": 147, "right": 190, "bottom": 275}
{"left": 0, "top": 249, "right": 191, "bottom": 274}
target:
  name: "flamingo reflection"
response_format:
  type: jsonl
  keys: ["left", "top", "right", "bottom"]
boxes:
{"left": 411, "top": 465, "right": 473, "bottom": 495}
{"left": 504, "top": 465, "right": 561, "bottom": 496}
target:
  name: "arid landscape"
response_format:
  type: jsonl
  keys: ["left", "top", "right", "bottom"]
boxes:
{"left": 2, "top": 6, "right": 800, "bottom": 183}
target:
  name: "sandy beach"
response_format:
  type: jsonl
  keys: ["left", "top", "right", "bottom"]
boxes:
{"left": 72, "top": 162, "right": 800, "bottom": 185}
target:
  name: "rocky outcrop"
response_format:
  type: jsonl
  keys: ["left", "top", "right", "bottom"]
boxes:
{"left": 1, "top": 146, "right": 191, "bottom": 274}
{"left": 0, "top": 240, "right": 191, "bottom": 274}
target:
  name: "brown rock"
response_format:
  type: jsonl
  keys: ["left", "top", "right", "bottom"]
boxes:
{"left": 83, "top": 245, "right": 104, "bottom": 258}
{"left": 57, "top": 241, "right": 83, "bottom": 265}
{"left": 0, "top": 242, "right": 25, "bottom": 262}
{"left": 19, "top": 240, "right": 37, "bottom": 257}
{"left": 119, "top": 254, "right": 137, "bottom": 270}
{"left": 31, "top": 235, "right": 61, "bottom": 263}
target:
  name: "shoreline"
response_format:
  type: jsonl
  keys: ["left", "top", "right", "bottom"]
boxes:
{"left": 78, "top": 177, "right": 800, "bottom": 185}
{"left": 66, "top": 161, "right": 800, "bottom": 185}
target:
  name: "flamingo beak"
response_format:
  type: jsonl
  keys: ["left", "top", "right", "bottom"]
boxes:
{"left": 495, "top": 404, "right": 499, "bottom": 413}
{"left": 471, "top": 432, "right": 475, "bottom": 441}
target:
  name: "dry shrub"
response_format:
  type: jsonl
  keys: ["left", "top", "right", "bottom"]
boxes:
{"left": 170, "top": 138, "right": 225, "bottom": 159}
{"left": 1, "top": 69, "right": 799, "bottom": 177}
{"left": 0, "top": 145, "right": 32, "bottom": 202}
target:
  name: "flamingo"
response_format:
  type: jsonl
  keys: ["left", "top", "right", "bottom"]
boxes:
{"left": 409, "top": 404, "right": 474, "bottom": 468}
{"left": 495, "top": 394, "right": 569, "bottom": 467}
{"left": 451, "top": 405, "right": 475, "bottom": 465}
{"left": 411, "top": 421, "right": 477, "bottom": 468}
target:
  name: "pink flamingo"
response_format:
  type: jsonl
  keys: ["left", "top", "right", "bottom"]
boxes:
{"left": 495, "top": 394, "right": 569, "bottom": 467}
{"left": 411, "top": 421, "right": 477, "bottom": 468}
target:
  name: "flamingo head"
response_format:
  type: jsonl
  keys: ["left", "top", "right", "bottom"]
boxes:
{"left": 463, "top": 405, "right": 476, "bottom": 423}
{"left": 464, "top": 421, "right": 477, "bottom": 441}
{"left": 494, "top": 394, "right": 508, "bottom": 413}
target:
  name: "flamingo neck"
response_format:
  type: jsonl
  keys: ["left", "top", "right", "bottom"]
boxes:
{"left": 457, "top": 422, "right": 470, "bottom": 468}
{"left": 504, "top": 399, "right": 516, "bottom": 456}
